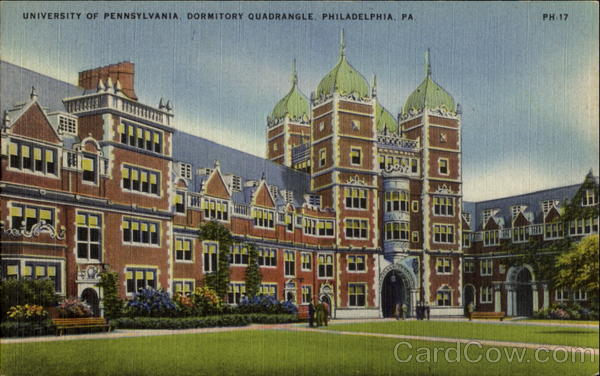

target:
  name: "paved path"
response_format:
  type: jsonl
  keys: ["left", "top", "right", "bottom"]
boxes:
{"left": 2, "top": 319, "right": 598, "bottom": 356}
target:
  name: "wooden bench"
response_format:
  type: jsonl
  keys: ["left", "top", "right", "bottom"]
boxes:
{"left": 52, "top": 317, "right": 112, "bottom": 336}
{"left": 470, "top": 311, "right": 505, "bottom": 321}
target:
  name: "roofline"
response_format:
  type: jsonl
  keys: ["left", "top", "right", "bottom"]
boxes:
{"left": 463, "top": 181, "right": 592, "bottom": 206}
{"left": 1, "top": 60, "right": 82, "bottom": 89}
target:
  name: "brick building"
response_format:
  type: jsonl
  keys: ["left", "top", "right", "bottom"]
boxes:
{"left": 1, "top": 35, "right": 597, "bottom": 318}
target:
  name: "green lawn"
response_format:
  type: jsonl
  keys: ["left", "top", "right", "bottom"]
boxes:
{"left": 326, "top": 320, "right": 600, "bottom": 348}
{"left": 517, "top": 319, "right": 600, "bottom": 326}
{"left": 1, "top": 330, "right": 598, "bottom": 376}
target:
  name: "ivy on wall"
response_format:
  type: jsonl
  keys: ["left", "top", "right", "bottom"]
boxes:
{"left": 198, "top": 221, "right": 232, "bottom": 299}
{"left": 244, "top": 243, "right": 262, "bottom": 298}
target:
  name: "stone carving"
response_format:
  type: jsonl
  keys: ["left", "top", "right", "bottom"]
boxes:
{"left": 1, "top": 221, "right": 65, "bottom": 240}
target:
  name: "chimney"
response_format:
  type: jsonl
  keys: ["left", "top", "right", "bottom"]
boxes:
{"left": 78, "top": 62, "right": 138, "bottom": 101}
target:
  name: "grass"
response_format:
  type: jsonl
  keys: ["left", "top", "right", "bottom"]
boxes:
{"left": 325, "top": 320, "right": 600, "bottom": 348}
{"left": 516, "top": 319, "right": 600, "bottom": 325}
{"left": 1, "top": 330, "right": 598, "bottom": 376}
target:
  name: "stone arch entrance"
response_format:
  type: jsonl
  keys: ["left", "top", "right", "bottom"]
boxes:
{"left": 81, "top": 288, "right": 100, "bottom": 316}
{"left": 506, "top": 264, "right": 536, "bottom": 316}
{"left": 463, "top": 284, "right": 476, "bottom": 316}
{"left": 379, "top": 263, "right": 416, "bottom": 318}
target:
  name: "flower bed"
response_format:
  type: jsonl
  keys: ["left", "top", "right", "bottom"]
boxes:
{"left": 111, "top": 313, "right": 298, "bottom": 330}
{"left": 1, "top": 320, "right": 55, "bottom": 338}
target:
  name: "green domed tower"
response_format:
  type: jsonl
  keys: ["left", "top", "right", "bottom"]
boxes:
{"left": 267, "top": 60, "right": 311, "bottom": 167}
{"left": 402, "top": 49, "right": 456, "bottom": 116}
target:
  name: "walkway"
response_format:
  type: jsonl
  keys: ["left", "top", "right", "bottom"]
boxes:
{"left": 2, "top": 318, "right": 598, "bottom": 356}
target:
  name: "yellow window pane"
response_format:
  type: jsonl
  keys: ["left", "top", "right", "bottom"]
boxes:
{"left": 175, "top": 284, "right": 183, "bottom": 293}
{"left": 126, "top": 271, "right": 133, "bottom": 279}
{"left": 175, "top": 193, "right": 183, "bottom": 204}
{"left": 128, "top": 126, "right": 134, "bottom": 136}
{"left": 23, "top": 266, "right": 32, "bottom": 276}
{"left": 183, "top": 241, "right": 190, "bottom": 250}
{"left": 141, "top": 223, "right": 148, "bottom": 231}
{"left": 118, "top": 123, "right": 124, "bottom": 134}
{"left": 144, "top": 130, "right": 151, "bottom": 141}
{"left": 147, "top": 272, "right": 154, "bottom": 280}
{"left": 131, "top": 169, "right": 139, "bottom": 180}
{"left": 176, "top": 240, "right": 182, "bottom": 249}
{"left": 35, "top": 266, "right": 45, "bottom": 277}
{"left": 47, "top": 266, "right": 56, "bottom": 277}
{"left": 22, "top": 145, "right": 30, "bottom": 157}
{"left": 45, "top": 150, "right": 54, "bottom": 162}
{"left": 359, "top": 190, "right": 365, "bottom": 198}
{"left": 153, "top": 133, "right": 160, "bottom": 143}
{"left": 7, "top": 265, "right": 18, "bottom": 275}
{"left": 183, "top": 284, "right": 191, "bottom": 293}
{"left": 150, "top": 224, "right": 157, "bottom": 233}
{"left": 136, "top": 128, "right": 142, "bottom": 137}
{"left": 76, "top": 214, "right": 86, "bottom": 225}
{"left": 141, "top": 171, "right": 148, "bottom": 183}
{"left": 82, "top": 158, "right": 93, "bottom": 171}
{"left": 89, "top": 215, "right": 98, "bottom": 226}
{"left": 132, "top": 222, "right": 139, "bottom": 230}
{"left": 25, "top": 208, "right": 36, "bottom": 218}
{"left": 122, "top": 168, "right": 129, "bottom": 178}
{"left": 344, "top": 188, "right": 350, "bottom": 196}
{"left": 267, "top": 212, "right": 273, "bottom": 220}
{"left": 135, "top": 271, "right": 144, "bottom": 279}
{"left": 317, "top": 222, "right": 324, "bottom": 229}
{"left": 122, "top": 221, "right": 129, "bottom": 229}
{"left": 10, "top": 206, "right": 22, "bottom": 217}
{"left": 9, "top": 143, "right": 18, "bottom": 155}
{"left": 34, "top": 148, "right": 42, "bottom": 160}
{"left": 150, "top": 174, "right": 157, "bottom": 184}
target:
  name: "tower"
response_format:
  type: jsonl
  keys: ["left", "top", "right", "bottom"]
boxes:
{"left": 400, "top": 50, "right": 463, "bottom": 312}
{"left": 267, "top": 60, "right": 310, "bottom": 168}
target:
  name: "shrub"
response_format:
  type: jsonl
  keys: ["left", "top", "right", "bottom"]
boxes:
{"left": 189, "top": 286, "right": 223, "bottom": 316}
{"left": 534, "top": 302, "right": 599, "bottom": 320}
{"left": 57, "top": 298, "right": 93, "bottom": 318}
{"left": 6, "top": 304, "right": 48, "bottom": 322}
{"left": 110, "top": 313, "right": 297, "bottom": 330}
{"left": 0, "top": 320, "right": 55, "bottom": 338}
{"left": 237, "top": 295, "right": 298, "bottom": 315}
{"left": 0, "top": 279, "right": 58, "bottom": 318}
{"left": 125, "top": 288, "right": 177, "bottom": 317}
{"left": 97, "top": 271, "right": 124, "bottom": 319}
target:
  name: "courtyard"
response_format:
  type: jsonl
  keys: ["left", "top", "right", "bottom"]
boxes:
{"left": 1, "top": 319, "right": 598, "bottom": 376}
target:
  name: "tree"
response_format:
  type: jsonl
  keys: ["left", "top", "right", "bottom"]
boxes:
{"left": 198, "top": 220, "right": 232, "bottom": 299}
{"left": 97, "top": 271, "right": 124, "bottom": 319}
{"left": 244, "top": 243, "right": 262, "bottom": 298}
{"left": 555, "top": 235, "right": 599, "bottom": 306}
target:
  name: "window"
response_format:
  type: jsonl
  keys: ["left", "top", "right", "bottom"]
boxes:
{"left": 1, "top": 261, "right": 19, "bottom": 279}
{"left": 464, "top": 260, "right": 475, "bottom": 273}
{"left": 301, "top": 253, "right": 312, "bottom": 271}
{"left": 385, "top": 222, "right": 409, "bottom": 241}
{"left": 284, "top": 213, "right": 294, "bottom": 232}
{"left": 433, "top": 196, "right": 454, "bottom": 216}
{"left": 203, "top": 242, "right": 218, "bottom": 273}
{"left": 351, "top": 119, "right": 360, "bottom": 131}
{"left": 433, "top": 224, "right": 454, "bottom": 244}
{"left": 173, "top": 280, "right": 194, "bottom": 296}
{"left": 230, "top": 175, "right": 242, "bottom": 192}
{"left": 410, "top": 159, "right": 418, "bottom": 173}
{"left": 319, "top": 149, "right": 326, "bottom": 167}
{"left": 541, "top": 200, "right": 556, "bottom": 214}
{"left": 348, "top": 255, "right": 366, "bottom": 272}
{"left": 23, "top": 261, "right": 62, "bottom": 293}
{"left": 125, "top": 268, "right": 157, "bottom": 293}
{"left": 10, "top": 204, "right": 55, "bottom": 231}
{"left": 462, "top": 232, "right": 471, "bottom": 248}
{"left": 76, "top": 212, "right": 101, "bottom": 261}
{"left": 412, "top": 231, "right": 420, "bottom": 243}
{"left": 8, "top": 140, "right": 57, "bottom": 175}
{"left": 175, "top": 238, "right": 193, "bottom": 262}
{"left": 227, "top": 283, "right": 246, "bottom": 304}
{"left": 379, "top": 155, "right": 386, "bottom": 169}
{"left": 122, "top": 165, "right": 160, "bottom": 196}
{"left": 582, "top": 189, "right": 597, "bottom": 206}
{"left": 345, "top": 188, "right": 367, "bottom": 209}
{"left": 411, "top": 201, "right": 419, "bottom": 212}
{"left": 436, "top": 257, "right": 452, "bottom": 274}
{"left": 81, "top": 155, "right": 97, "bottom": 183}
{"left": 231, "top": 244, "right": 248, "bottom": 265}
{"left": 569, "top": 217, "right": 598, "bottom": 236}
{"left": 174, "top": 192, "right": 185, "bottom": 214}
{"left": 284, "top": 251, "right": 295, "bottom": 277}
{"left": 273, "top": 143, "right": 278, "bottom": 151}
{"left": 483, "top": 230, "right": 499, "bottom": 246}
{"left": 544, "top": 222, "right": 563, "bottom": 239}
{"left": 480, "top": 286, "right": 493, "bottom": 304}
{"left": 573, "top": 290, "right": 588, "bottom": 301}
{"left": 308, "top": 195, "right": 321, "bottom": 207}
{"left": 259, "top": 284, "right": 277, "bottom": 297}
{"left": 436, "top": 286, "right": 452, "bottom": 306}
{"left": 203, "top": 198, "right": 229, "bottom": 221}
{"left": 58, "top": 115, "right": 77, "bottom": 135}
{"left": 555, "top": 288, "right": 569, "bottom": 302}
{"left": 301, "top": 285, "right": 312, "bottom": 304}
{"left": 385, "top": 191, "right": 409, "bottom": 212}
{"left": 350, "top": 148, "right": 362, "bottom": 165}
{"left": 513, "top": 226, "right": 529, "bottom": 243}
{"left": 122, "top": 218, "right": 160, "bottom": 245}
{"left": 179, "top": 163, "right": 192, "bottom": 179}
{"left": 317, "top": 254, "right": 334, "bottom": 278}
{"left": 119, "top": 121, "right": 163, "bottom": 154}
{"left": 318, "top": 220, "right": 334, "bottom": 236}
{"left": 345, "top": 219, "right": 368, "bottom": 239}
{"left": 480, "top": 259, "right": 493, "bottom": 276}
{"left": 253, "top": 208, "right": 274, "bottom": 228}
{"left": 348, "top": 283, "right": 366, "bottom": 307}
{"left": 304, "top": 218, "right": 317, "bottom": 235}
{"left": 510, "top": 205, "right": 526, "bottom": 219}
{"left": 258, "top": 248, "right": 277, "bottom": 267}
{"left": 438, "top": 159, "right": 449, "bottom": 175}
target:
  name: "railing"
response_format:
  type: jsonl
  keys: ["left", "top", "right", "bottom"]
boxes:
{"left": 377, "top": 135, "right": 419, "bottom": 150}
{"left": 233, "top": 203, "right": 250, "bottom": 217}
{"left": 188, "top": 193, "right": 202, "bottom": 209}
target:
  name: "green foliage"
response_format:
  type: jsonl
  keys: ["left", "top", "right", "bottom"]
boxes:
{"left": 173, "top": 286, "right": 223, "bottom": 316}
{"left": 502, "top": 238, "right": 572, "bottom": 283}
{"left": 199, "top": 221, "right": 232, "bottom": 299}
{"left": 534, "top": 302, "right": 599, "bottom": 321}
{"left": 244, "top": 243, "right": 262, "bottom": 298}
{"left": 0, "top": 279, "right": 58, "bottom": 318}
{"left": 0, "top": 320, "right": 55, "bottom": 338}
{"left": 555, "top": 235, "right": 599, "bottom": 305}
{"left": 111, "top": 313, "right": 297, "bottom": 329}
{"left": 560, "top": 174, "right": 599, "bottom": 223}
{"left": 97, "top": 271, "right": 124, "bottom": 319}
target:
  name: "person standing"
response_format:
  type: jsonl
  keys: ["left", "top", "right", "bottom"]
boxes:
{"left": 322, "top": 298, "right": 330, "bottom": 326}
{"left": 308, "top": 299, "right": 315, "bottom": 327}
{"left": 467, "top": 302, "right": 474, "bottom": 321}
{"left": 401, "top": 303, "right": 408, "bottom": 320}
{"left": 394, "top": 303, "right": 401, "bottom": 320}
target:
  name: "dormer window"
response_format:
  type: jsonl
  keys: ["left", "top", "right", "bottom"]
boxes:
{"left": 541, "top": 200, "right": 557, "bottom": 214}
{"left": 511, "top": 205, "right": 526, "bottom": 219}
{"left": 308, "top": 194, "right": 321, "bottom": 208}
{"left": 58, "top": 115, "right": 77, "bottom": 135}
{"left": 582, "top": 189, "right": 597, "bottom": 206}
{"left": 179, "top": 163, "right": 192, "bottom": 179}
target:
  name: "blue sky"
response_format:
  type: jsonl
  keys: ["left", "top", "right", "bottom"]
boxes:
{"left": 1, "top": 1, "right": 598, "bottom": 201}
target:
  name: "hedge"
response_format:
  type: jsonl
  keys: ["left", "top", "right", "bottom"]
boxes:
{"left": 111, "top": 313, "right": 298, "bottom": 329}
{"left": 1, "top": 320, "right": 55, "bottom": 338}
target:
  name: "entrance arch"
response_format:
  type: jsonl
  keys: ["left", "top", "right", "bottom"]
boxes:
{"left": 379, "top": 263, "right": 416, "bottom": 318}
{"left": 515, "top": 268, "right": 533, "bottom": 316}
{"left": 81, "top": 288, "right": 100, "bottom": 316}
{"left": 506, "top": 264, "right": 536, "bottom": 316}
